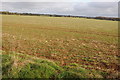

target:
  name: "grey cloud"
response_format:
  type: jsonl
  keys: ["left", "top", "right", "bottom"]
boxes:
{"left": 88, "top": 2, "right": 117, "bottom": 8}
{"left": 5, "top": 2, "right": 35, "bottom": 9}
{"left": 73, "top": 2, "right": 117, "bottom": 17}
{"left": 2, "top": 2, "right": 118, "bottom": 17}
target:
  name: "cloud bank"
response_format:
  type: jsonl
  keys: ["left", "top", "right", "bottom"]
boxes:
{"left": 2, "top": 2, "right": 118, "bottom": 17}
{"left": 1, "top": 0, "right": 119, "bottom": 2}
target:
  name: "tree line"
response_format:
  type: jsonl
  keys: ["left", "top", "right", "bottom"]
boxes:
{"left": 0, "top": 11, "right": 120, "bottom": 21}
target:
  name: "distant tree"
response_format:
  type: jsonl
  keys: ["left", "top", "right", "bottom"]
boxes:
{"left": 0, "top": 11, "right": 120, "bottom": 21}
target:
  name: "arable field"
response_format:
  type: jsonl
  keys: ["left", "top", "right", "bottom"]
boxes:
{"left": 1, "top": 15, "right": 119, "bottom": 78}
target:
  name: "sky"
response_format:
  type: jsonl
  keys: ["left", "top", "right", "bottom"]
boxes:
{"left": 1, "top": 0, "right": 119, "bottom": 17}
{"left": 1, "top": 0, "right": 120, "bottom": 2}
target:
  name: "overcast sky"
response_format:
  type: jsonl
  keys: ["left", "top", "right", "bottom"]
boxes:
{"left": 1, "top": 0, "right": 119, "bottom": 2}
{"left": 1, "top": 0, "right": 119, "bottom": 17}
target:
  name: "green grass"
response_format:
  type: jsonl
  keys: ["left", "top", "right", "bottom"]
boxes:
{"left": 1, "top": 51, "right": 104, "bottom": 78}
{"left": 2, "top": 15, "right": 119, "bottom": 78}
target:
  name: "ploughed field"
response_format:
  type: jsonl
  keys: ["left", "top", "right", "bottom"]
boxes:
{"left": 1, "top": 15, "right": 119, "bottom": 78}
